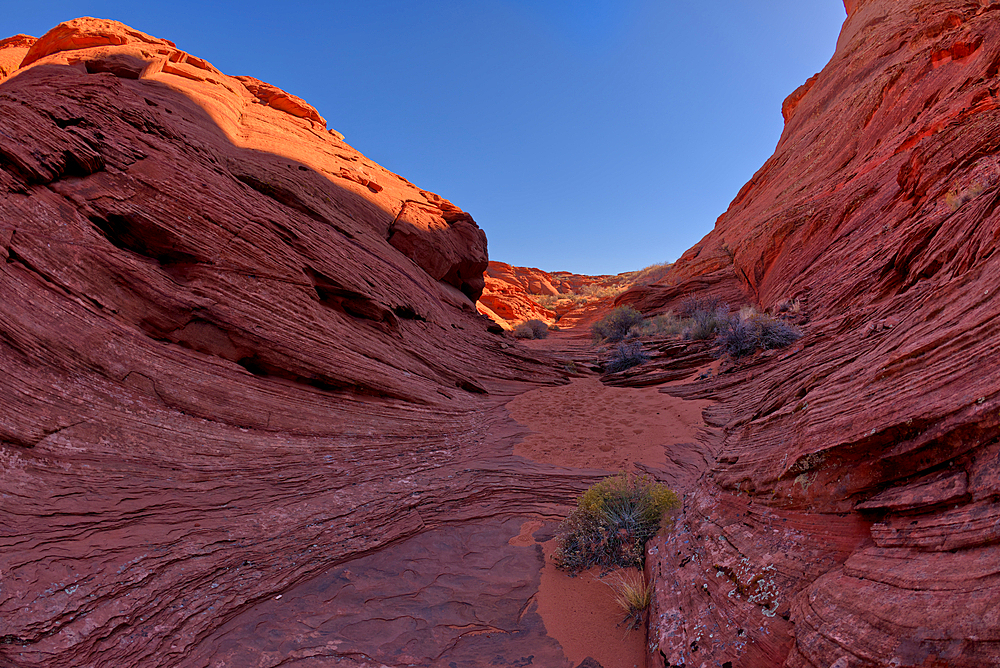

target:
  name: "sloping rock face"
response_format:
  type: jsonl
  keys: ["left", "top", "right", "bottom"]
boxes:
{"left": 478, "top": 262, "right": 557, "bottom": 326}
{"left": 0, "top": 18, "right": 566, "bottom": 668}
{"left": 637, "top": 1, "right": 1000, "bottom": 666}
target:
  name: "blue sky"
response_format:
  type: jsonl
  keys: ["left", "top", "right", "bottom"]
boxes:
{"left": 2, "top": 2, "right": 846, "bottom": 275}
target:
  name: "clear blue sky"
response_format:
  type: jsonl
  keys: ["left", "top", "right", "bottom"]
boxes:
{"left": 2, "top": 2, "right": 846, "bottom": 275}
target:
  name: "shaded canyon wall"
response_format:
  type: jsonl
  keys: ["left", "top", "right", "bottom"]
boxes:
{"left": 635, "top": 0, "right": 1000, "bottom": 665}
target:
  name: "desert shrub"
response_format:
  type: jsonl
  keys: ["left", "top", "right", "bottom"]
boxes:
{"left": 604, "top": 340, "right": 650, "bottom": 374}
{"left": 592, "top": 306, "right": 644, "bottom": 342}
{"left": 582, "top": 283, "right": 628, "bottom": 299}
{"left": 512, "top": 322, "right": 534, "bottom": 339}
{"left": 527, "top": 319, "right": 549, "bottom": 339}
{"left": 678, "top": 295, "right": 724, "bottom": 318}
{"left": 532, "top": 294, "right": 560, "bottom": 310}
{"left": 548, "top": 323, "right": 561, "bottom": 331}
{"left": 513, "top": 319, "right": 549, "bottom": 339}
{"left": 684, "top": 306, "right": 731, "bottom": 340}
{"left": 604, "top": 570, "right": 653, "bottom": 631}
{"left": 628, "top": 312, "right": 683, "bottom": 337}
{"left": 553, "top": 473, "right": 679, "bottom": 573}
{"left": 718, "top": 313, "right": 801, "bottom": 359}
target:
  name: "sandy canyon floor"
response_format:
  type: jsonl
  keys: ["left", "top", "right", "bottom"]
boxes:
{"left": 174, "top": 329, "right": 715, "bottom": 668}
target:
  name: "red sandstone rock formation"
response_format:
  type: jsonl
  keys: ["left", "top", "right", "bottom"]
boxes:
{"left": 0, "top": 35, "right": 36, "bottom": 81}
{"left": 478, "top": 261, "right": 644, "bottom": 329}
{"left": 623, "top": 1, "right": 1000, "bottom": 665}
{"left": 0, "top": 18, "right": 572, "bottom": 668}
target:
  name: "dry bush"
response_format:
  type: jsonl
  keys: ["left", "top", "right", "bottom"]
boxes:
{"left": 628, "top": 312, "right": 683, "bottom": 337}
{"left": 532, "top": 294, "right": 564, "bottom": 310}
{"left": 513, "top": 319, "right": 549, "bottom": 339}
{"left": 719, "top": 313, "right": 801, "bottom": 358}
{"left": 677, "top": 295, "right": 725, "bottom": 318}
{"left": 629, "top": 262, "right": 672, "bottom": 286}
{"left": 684, "top": 306, "right": 731, "bottom": 340}
{"left": 582, "top": 283, "right": 628, "bottom": 299}
{"left": 776, "top": 298, "right": 802, "bottom": 314}
{"left": 528, "top": 318, "right": 549, "bottom": 339}
{"left": 512, "top": 322, "right": 534, "bottom": 339}
{"left": 605, "top": 340, "right": 650, "bottom": 374}
{"left": 592, "top": 306, "right": 645, "bottom": 342}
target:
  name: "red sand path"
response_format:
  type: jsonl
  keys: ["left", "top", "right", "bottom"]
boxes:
{"left": 507, "top": 373, "right": 714, "bottom": 668}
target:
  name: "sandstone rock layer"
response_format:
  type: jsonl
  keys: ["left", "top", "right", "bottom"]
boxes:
{"left": 0, "top": 18, "right": 574, "bottom": 668}
{"left": 628, "top": 1, "right": 1000, "bottom": 665}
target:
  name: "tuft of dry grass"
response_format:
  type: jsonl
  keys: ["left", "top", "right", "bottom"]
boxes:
{"left": 602, "top": 569, "right": 653, "bottom": 631}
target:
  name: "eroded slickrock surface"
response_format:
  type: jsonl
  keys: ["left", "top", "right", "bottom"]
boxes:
{"left": 616, "top": 0, "right": 1000, "bottom": 665}
{"left": 0, "top": 18, "right": 591, "bottom": 668}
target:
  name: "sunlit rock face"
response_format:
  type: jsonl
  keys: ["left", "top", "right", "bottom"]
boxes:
{"left": 478, "top": 261, "right": 618, "bottom": 328}
{"left": 633, "top": 1, "right": 1000, "bottom": 666}
{"left": 0, "top": 18, "right": 568, "bottom": 668}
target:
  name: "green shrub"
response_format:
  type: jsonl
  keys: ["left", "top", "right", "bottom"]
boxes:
{"left": 604, "top": 340, "right": 649, "bottom": 373}
{"left": 592, "top": 306, "right": 644, "bottom": 342}
{"left": 554, "top": 473, "right": 679, "bottom": 573}
{"left": 718, "top": 313, "right": 801, "bottom": 358}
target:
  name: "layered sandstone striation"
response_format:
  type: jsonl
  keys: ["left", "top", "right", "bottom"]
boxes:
{"left": 624, "top": 1, "right": 1000, "bottom": 665}
{"left": 0, "top": 18, "right": 576, "bottom": 668}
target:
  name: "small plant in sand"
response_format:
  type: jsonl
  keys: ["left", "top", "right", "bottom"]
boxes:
{"left": 554, "top": 472, "right": 679, "bottom": 574}
{"left": 513, "top": 318, "right": 550, "bottom": 339}
{"left": 591, "top": 306, "right": 644, "bottom": 342}
{"left": 604, "top": 340, "right": 650, "bottom": 374}
{"left": 603, "top": 569, "right": 653, "bottom": 631}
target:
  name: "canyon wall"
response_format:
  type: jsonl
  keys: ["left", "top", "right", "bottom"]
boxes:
{"left": 636, "top": 1, "right": 1000, "bottom": 665}
{"left": 0, "top": 19, "right": 567, "bottom": 668}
